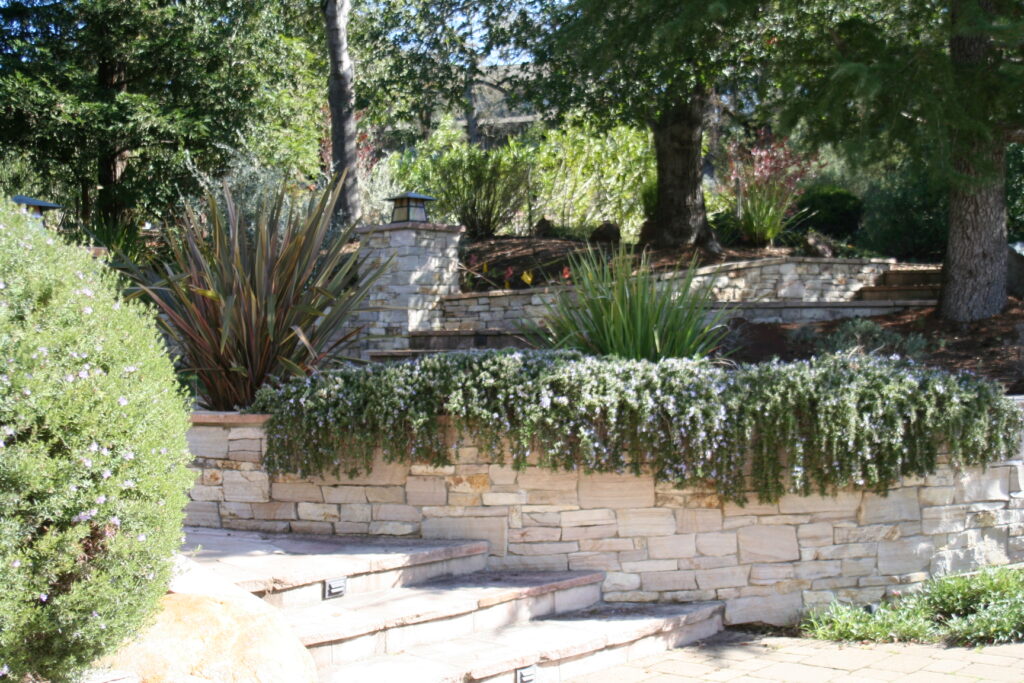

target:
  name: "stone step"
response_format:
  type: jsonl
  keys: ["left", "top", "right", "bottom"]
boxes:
{"left": 368, "top": 349, "right": 445, "bottom": 362}
{"left": 318, "top": 601, "right": 724, "bottom": 683}
{"left": 409, "top": 329, "right": 529, "bottom": 351}
{"left": 181, "top": 527, "right": 489, "bottom": 608}
{"left": 879, "top": 268, "right": 942, "bottom": 287}
{"left": 857, "top": 284, "right": 941, "bottom": 301}
{"left": 292, "top": 570, "right": 603, "bottom": 667}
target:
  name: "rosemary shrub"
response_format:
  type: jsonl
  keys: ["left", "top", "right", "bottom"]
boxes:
{"left": 250, "top": 350, "right": 1021, "bottom": 504}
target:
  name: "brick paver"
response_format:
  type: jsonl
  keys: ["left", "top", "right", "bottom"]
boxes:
{"left": 569, "top": 631, "right": 1024, "bottom": 682}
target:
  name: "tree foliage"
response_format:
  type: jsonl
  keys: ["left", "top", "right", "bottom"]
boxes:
{"left": 0, "top": 0, "right": 325, "bottom": 222}
{"left": 516, "top": 0, "right": 770, "bottom": 248}
{"left": 773, "top": 0, "right": 1024, "bottom": 321}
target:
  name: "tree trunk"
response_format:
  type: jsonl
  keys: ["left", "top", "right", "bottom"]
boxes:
{"left": 940, "top": 143, "right": 1007, "bottom": 322}
{"left": 940, "top": 0, "right": 1006, "bottom": 322}
{"left": 324, "top": 0, "right": 360, "bottom": 224}
{"left": 647, "top": 94, "right": 721, "bottom": 254}
{"left": 463, "top": 77, "right": 481, "bottom": 146}
{"left": 96, "top": 57, "right": 128, "bottom": 225}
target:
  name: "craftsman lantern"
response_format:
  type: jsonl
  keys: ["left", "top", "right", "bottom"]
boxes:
{"left": 387, "top": 192, "right": 435, "bottom": 223}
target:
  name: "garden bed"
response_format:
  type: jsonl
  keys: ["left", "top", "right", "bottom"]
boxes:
{"left": 733, "top": 298, "right": 1024, "bottom": 392}
{"left": 459, "top": 237, "right": 798, "bottom": 292}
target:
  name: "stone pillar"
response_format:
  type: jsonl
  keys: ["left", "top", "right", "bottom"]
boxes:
{"left": 350, "top": 222, "right": 463, "bottom": 359}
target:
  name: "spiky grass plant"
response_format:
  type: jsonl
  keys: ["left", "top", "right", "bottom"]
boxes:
{"left": 529, "top": 246, "right": 732, "bottom": 361}
{"left": 126, "top": 176, "right": 387, "bottom": 410}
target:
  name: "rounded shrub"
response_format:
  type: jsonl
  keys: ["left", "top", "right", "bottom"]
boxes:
{"left": 0, "top": 203, "right": 193, "bottom": 681}
{"left": 794, "top": 185, "right": 864, "bottom": 239}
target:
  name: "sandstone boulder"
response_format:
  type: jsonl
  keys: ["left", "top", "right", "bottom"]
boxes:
{"left": 97, "top": 557, "right": 316, "bottom": 683}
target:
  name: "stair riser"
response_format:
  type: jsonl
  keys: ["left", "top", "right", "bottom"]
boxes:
{"left": 881, "top": 271, "right": 942, "bottom": 286}
{"left": 261, "top": 552, "right": 488, "bottom": 609}
{"left": 476, "top": 612, "right": 725, "bottom": 683}
{"left": 858, "top": 287, "right": 940, "bottom": 301}
{"left": 307, "top": 583, "right": 602, "bottom": 668}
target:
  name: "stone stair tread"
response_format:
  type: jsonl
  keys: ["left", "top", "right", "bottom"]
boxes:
{"left": 318, "top": 601, "right": 724, "bottom": 683}
{"left": 181, "top": 526, "right": 488, "bottom": 593}
{"left": 285, "top": 570, "right": 604, "bottom": 645}
{"left": 861, "top": 284, "right": 941, "bottom": 292}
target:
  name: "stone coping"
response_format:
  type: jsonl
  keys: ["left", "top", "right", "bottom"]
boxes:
{"left": 443, "top": 256, "right": 897, "bottom": 301}
{"left": 355, "top": 222, "right": 464, "bottom": 235}
{"left": 194, "top": 391, "right": 1023, "bottom": 425}
{"left": 191, "top": 411, "right": 269, "bottom": 427}
{"left": 709, "top": 299, "right": 938, "bottom": 309}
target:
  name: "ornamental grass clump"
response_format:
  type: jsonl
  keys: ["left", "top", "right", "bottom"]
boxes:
{"left": 530, "top": 247, "right": 731, "bottom": 361}
{"left": 125, "top": 176, "right": 388, "bottom": 410}
{"left": 0, "top": 202, "right": 193, "bottom": 681}
{"left": 251, "top": 349, "right": 1021, "bottom": 504}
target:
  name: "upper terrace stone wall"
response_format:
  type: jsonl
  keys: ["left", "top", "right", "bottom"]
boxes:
{"left": 185, "top": 413, "right": 1024, "bottom": 626}
{"left": 441, "top": 257, "right": 895, "bottom": 332}
{"left": 344, "top": 221, "right": 899, "bottom": 354}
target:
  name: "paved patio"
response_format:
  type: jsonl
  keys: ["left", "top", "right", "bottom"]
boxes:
{"left": 569, "top": 630, "right": 1024, "bottom": 682}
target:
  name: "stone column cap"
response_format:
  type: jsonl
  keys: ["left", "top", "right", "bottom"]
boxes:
{"left": 355, "top": 222, "right": 464, "bottom": 235}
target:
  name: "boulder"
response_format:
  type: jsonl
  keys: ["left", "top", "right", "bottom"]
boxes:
{"left": 97, "top": 557, "right": 316, "bottom": 683}
{"left": 533, "top": 217, "right": 555, "bottom": 238}
{"left": 589, "top": 221, "right": 621, "bottom": 244}
{"left": 801, "top": 230, "right": 834, "bottom": 258}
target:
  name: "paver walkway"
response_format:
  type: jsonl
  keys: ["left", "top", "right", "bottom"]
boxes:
{"left": 569, "top": 630, "right": 1024, "bottom": 682}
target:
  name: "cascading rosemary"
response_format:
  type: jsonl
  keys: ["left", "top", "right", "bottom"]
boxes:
{"left": 250, "top": 349, "right": 1022, "bottom": 503}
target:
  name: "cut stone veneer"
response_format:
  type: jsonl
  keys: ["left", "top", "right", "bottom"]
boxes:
{"left": 346, "top": 222, "right": 463, "bottom": 358}
{"left": 186, "top": 411, "right": 1024, "bottom": 626}
{"left": 441, "top": 257, "right": 899, "bottom": 332}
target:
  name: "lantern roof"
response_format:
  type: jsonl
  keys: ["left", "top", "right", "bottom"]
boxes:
{"left": 385, "top": 192, "right": 436, "bottom": 202}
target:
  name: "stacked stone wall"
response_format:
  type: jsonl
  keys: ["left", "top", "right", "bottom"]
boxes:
{"left": 345, "top": 222, "right": 462, "bottom": 357}
{"left": 186, "top": 413, "right": 1024, "bottom": 625}
{"left": 442, "top": 257, "right": 895, "bottom": 332}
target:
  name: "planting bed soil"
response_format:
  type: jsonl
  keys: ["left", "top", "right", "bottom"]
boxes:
{"left": 732, "top": 298, "right": 1024, "bottom": 392}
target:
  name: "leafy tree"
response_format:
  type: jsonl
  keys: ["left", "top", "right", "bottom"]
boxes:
{"left": 775, "top": 1, "right": 1024, "bottom": 322}
{"left": 0, "top": 0, "right": 324, "bottom": 224}
{"left": 353, "top": 0, "right": 520, "bottom": 144}
{"left": 517, "top": 0, "right": 768, "bottom": 251}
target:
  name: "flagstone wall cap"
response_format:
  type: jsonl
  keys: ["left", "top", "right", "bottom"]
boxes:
{"left": 191, "top": 411, "right": 269, "bottom": 427}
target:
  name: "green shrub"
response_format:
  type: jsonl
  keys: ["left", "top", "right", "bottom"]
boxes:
{"left": 944, "top": 597, "right": 1024, "bottom": 645}
{"left": 797, "top": 318, "right": 930, "bottom": 360}
{"left": 856, "top": 168, "right": 948, "bottom": 261}
{"left": 524, "top": 122, "right": 655, "bottom": 240}
{"left": 432, "top": 141, "right": 532, "bottom": 239}
{"left": 795, "top": 185, "right": 864, "bottom": 239}
{"left": 125, "top": 177, "right": 387, "bottom": 410}
{"left": 528, "top": 247, "right": 731, "bottom": 362}
{"left": 802, "top": 599, "right": 935, "bottom": 643}
{"left": 805, "top": 567, "right": 1024, "bottom": 647}
{"left": 250, "top": 349, "right": 1021, "bottom": 505}
{"left": 0, "top": 203, "right": 193, "bottom": 681}
{"left": 375, "top": 118, "right": 656, "bottom": 240}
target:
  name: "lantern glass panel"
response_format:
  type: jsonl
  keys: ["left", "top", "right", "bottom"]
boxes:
{"left": 391, "top": 201, "right": 410, "bottom": 223}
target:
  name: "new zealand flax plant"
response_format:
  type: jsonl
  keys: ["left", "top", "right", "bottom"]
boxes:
{"left": 125, "top": 175, "right": 388, "bottom": 409}
{"left": 529, "top": 246, "right": 732, "bottom": 361}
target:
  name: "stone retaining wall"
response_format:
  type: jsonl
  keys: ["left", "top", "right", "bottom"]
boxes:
{"left": 185, "top": 412, "right": 1024, "bottom": 625}
{"left": 442, "top": 257, "right": 894, "bottom": 332}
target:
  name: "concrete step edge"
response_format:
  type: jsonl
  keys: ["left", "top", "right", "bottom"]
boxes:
{"left": 291, "top": 570, "right": 605, "bottom": 647}
{"left": 316, "top": 601, "right": 725, "bottom": 682}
